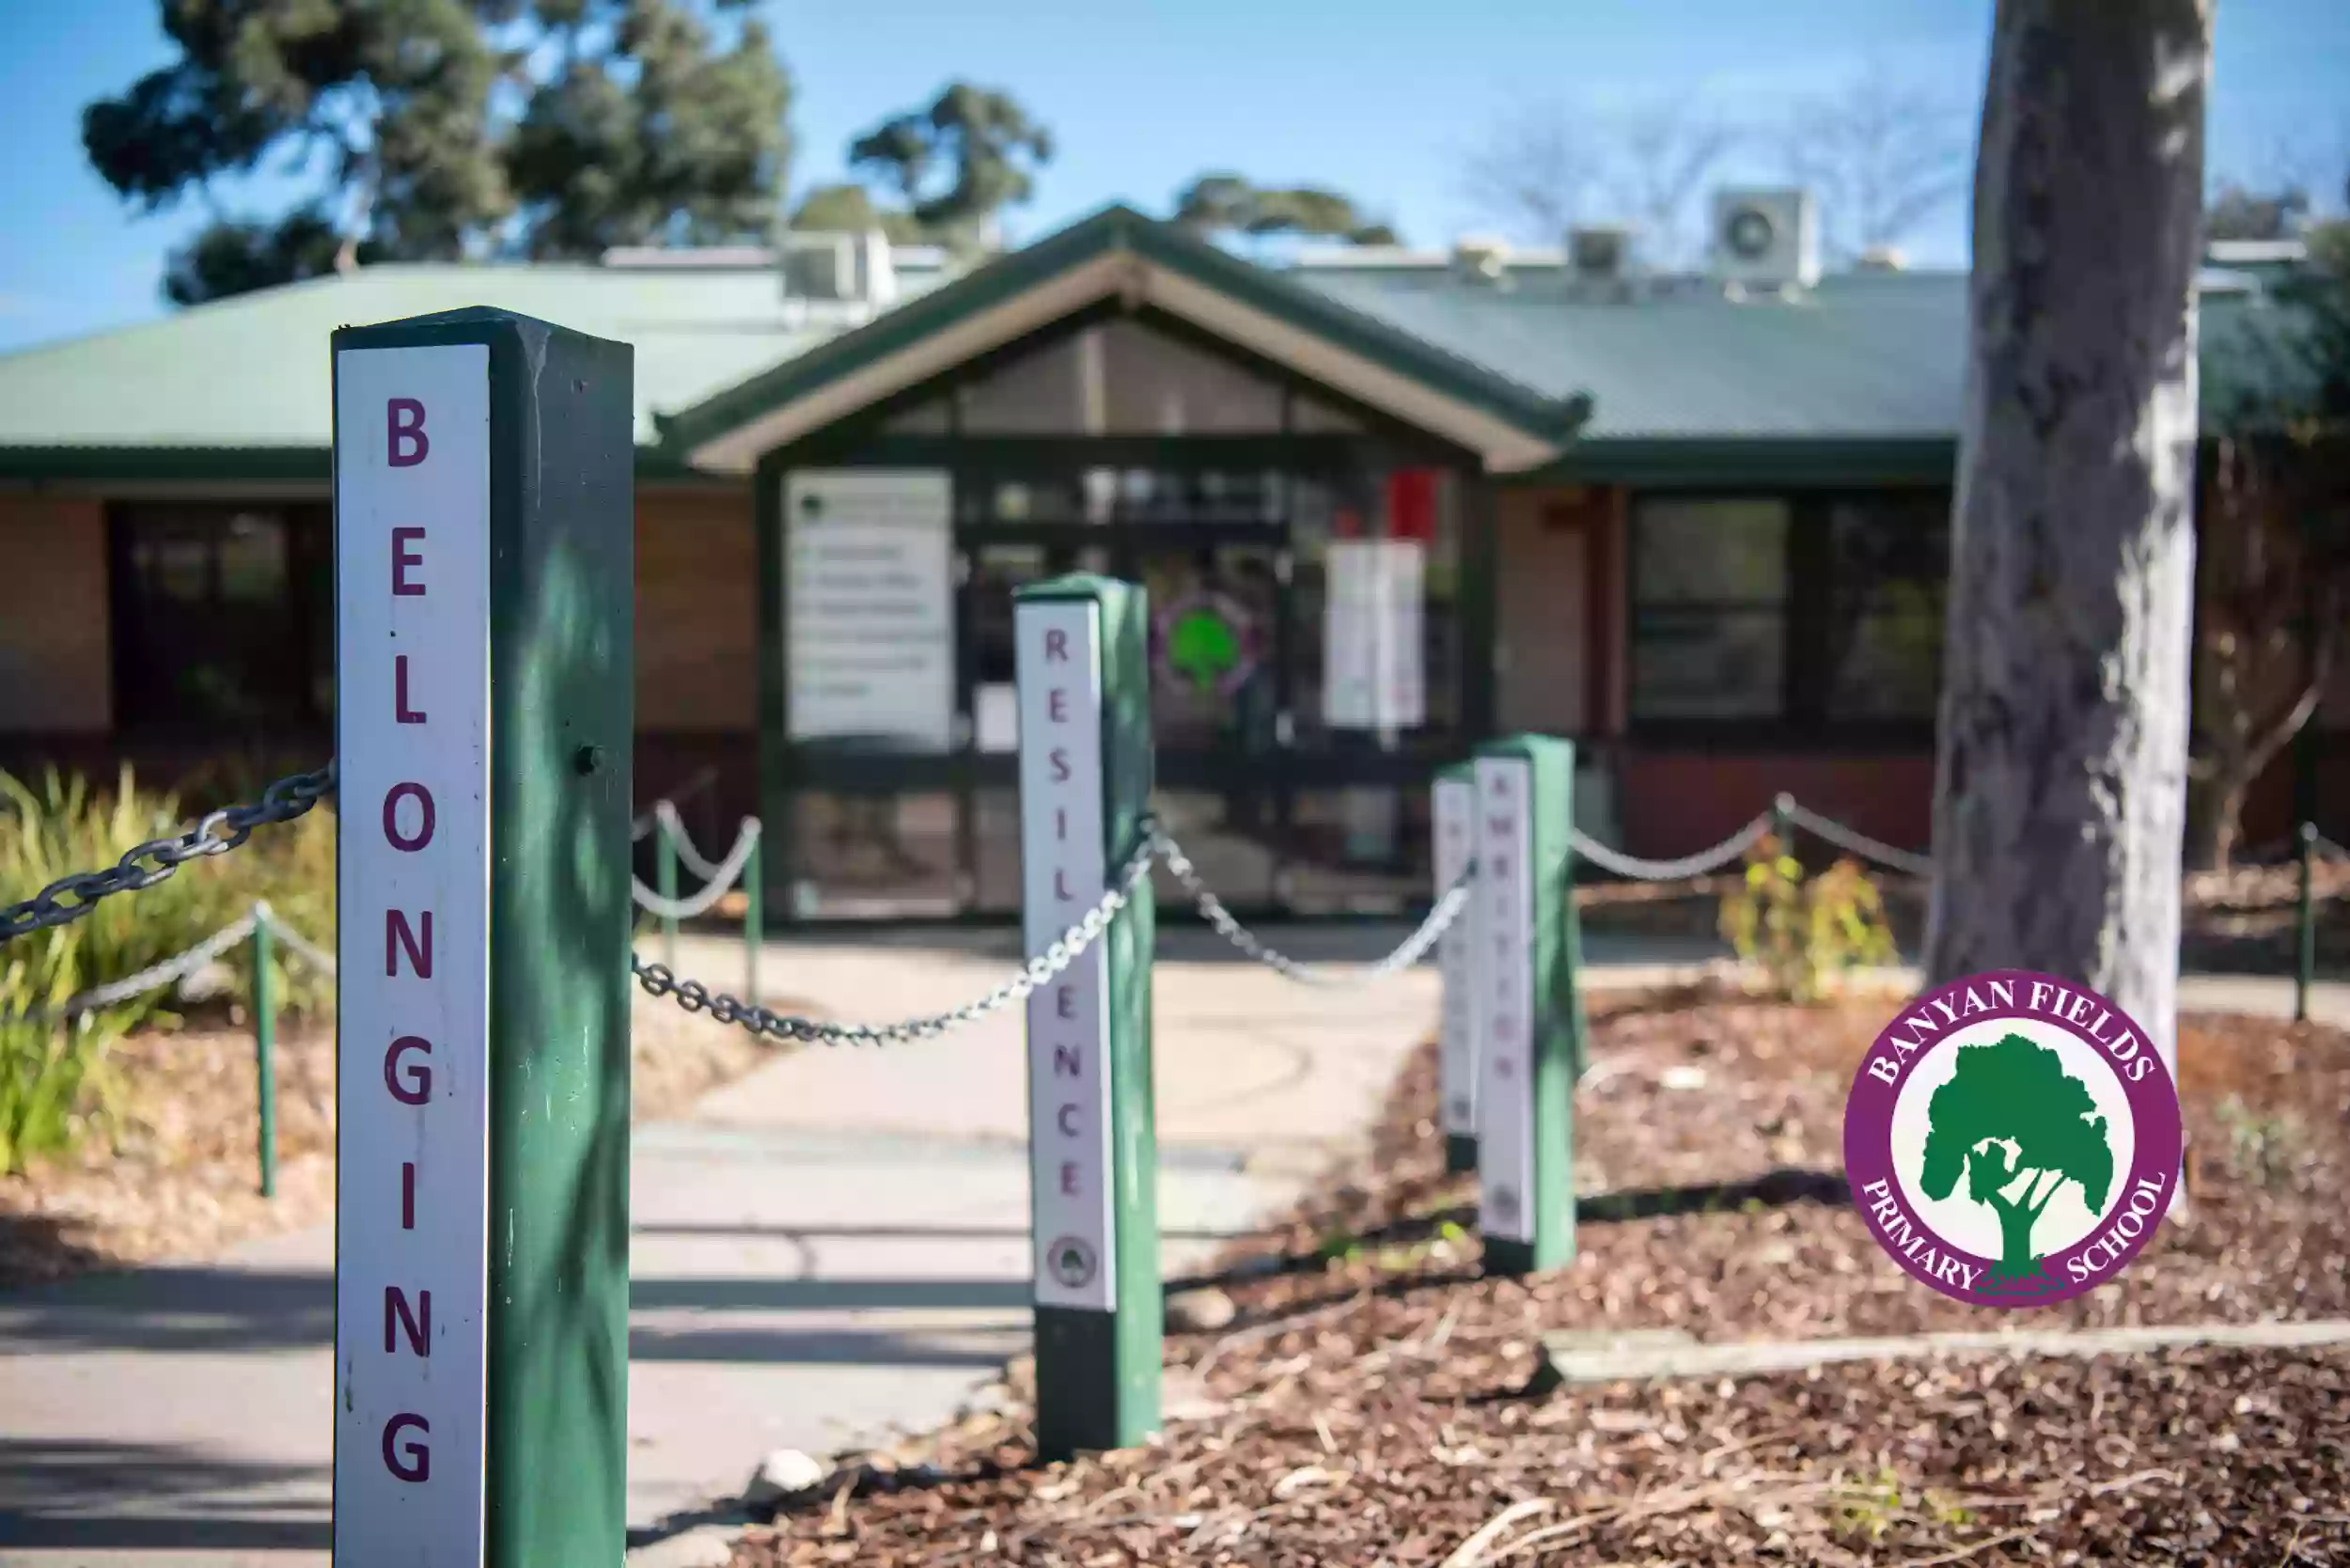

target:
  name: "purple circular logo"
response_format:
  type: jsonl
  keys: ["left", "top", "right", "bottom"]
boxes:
{"left": 1842, "top": 969, "right": 2183, "bottom": 1309}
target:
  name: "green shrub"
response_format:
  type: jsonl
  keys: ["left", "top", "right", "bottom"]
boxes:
{"left": 1718, "top": 835, "right": 1898, "bottom": 1003}
{"left": 1, "top": 766, "right": 337, "bottom": 1172}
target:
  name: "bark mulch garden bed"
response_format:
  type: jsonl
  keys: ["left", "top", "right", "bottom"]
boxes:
{"left": 732, "top": 985, "right": 2350, "bottom": 1566}
{"left": 0, "top": 991, "right": 807, "bottom": 1289}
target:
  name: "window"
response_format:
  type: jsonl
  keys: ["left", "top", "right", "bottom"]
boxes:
{"left": 1629, "top": 497, "right": 1790, "bottom": 719}
{"left": 1628, "top": 491, "right": 1950, "bottom": 730}
{"left": 1820, "top": 494, "right": 1948, "bottom": 721}
{"left": 951, "top": 318, "right": 1363, "bottom": 436}
{"left": 110, "top": 502, "right": 331, "bottom": 730}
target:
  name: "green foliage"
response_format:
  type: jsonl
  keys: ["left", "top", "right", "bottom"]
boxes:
{"left": 1172, "top": 174, "right": 1401, "bottom": 246}
{"left": 1920, "top": 1033, "right": 2113, "bottom": 1282}
{"left": 1716, "top": 837, "right": 1897, "bottom": 1003}
{"left": 0, "top": 768, "right": 337, "bottom": 1173}
{"left": 845, "top": 83, "right": 1054, "bottom": 250}
{"left": 85, "top": 0, "right": 789, "bottom": 302}
{"left": 788, "top": 182, "right": 927, "bottom": 243}
{"left": 2215, "top": 1093, "right": 2305, "bottom": 1191}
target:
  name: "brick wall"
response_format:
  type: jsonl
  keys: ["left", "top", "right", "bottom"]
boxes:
{"left": 0, "top": 494, "right": 110, "bottom": 733}
{"left": 635, "top": 486, "right": 756, "bottom": 732}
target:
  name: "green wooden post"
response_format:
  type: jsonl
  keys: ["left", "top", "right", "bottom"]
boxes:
{"left": 1015, "top": 574, "right": 1160, "bottom": 1461}
{"left": 2297, "top": 822, "right": 2318, "bottom": 1025}
{"left": 251, "top": 902, "right": 277, "bottom": 1200}
{"left": 745, "top": 822, "right": 764, "bottom": 1006}
{"left": 331, "top": 308, "right": 634, "bottom": 1567}
{"left": 658, "top": 807, "right": 680, "bottom": 969}
{"left": 1474, "top": 735, "right": 1581, "bottom": 1277}
{"left": 1433, "top": 763, "right": 1480, "bottom": 1174}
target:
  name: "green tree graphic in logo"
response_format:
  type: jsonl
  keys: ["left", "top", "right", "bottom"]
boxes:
{"left": 1919, "top": 1033, "right": 2114, "bottom": 1284}
{"left": 1167, "top": 605, "right": 1241, "bottom": 693}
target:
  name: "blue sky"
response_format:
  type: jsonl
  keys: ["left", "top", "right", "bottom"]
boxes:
{"left": 1, "top": 0, "right": 2343, "bottom": 353}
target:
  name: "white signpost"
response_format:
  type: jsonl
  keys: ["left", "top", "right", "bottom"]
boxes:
{"left": 1474, "top": 753, "right": 1536, "bottom": 1247}
{"left": 1434, "top": 767, "right": 1481, "bottom": 1171}
{"left": 784, "top": 468, "right": 955, "bottom": 750}
{"left": 334, "top": 343, "right": 494, "bottom": 1557}
{"left": 1016, "top": 598, "right": 1117, "bottom": 1312}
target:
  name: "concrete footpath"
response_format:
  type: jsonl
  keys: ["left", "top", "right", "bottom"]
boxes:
{"left": 1, "top": 927, "right": 2341, "bottom": 1565}
{"left": 0, "top": 926, "right": 1443, "bottom": 1565}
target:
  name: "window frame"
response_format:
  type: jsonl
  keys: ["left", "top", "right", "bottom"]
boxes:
{"left": 1625, "top": 486, "right": 1951, "bottom": 748}
{"left": 105, "top": 497, "right": 334, "bottom": 737}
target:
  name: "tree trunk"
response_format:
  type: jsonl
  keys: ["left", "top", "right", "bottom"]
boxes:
{"left": 1925, "top": 0, "right": 2213, "bottom": 1098}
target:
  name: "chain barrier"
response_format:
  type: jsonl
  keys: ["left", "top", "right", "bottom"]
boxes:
{"left": 632, "top": 816, "right": 761, "bottom": 921}
{"left": 630, "top": 770, "right": 721, "bottom": 844}
{"left": 1153, "top": 829, "right": 1474, "bottom": 986}
{"left": 4, "top": 900, "right": 336, "bottom": 1027}
{"left": 631, "top": 829, "right": 1160, "bottom": 1045}
{"left": 1781, "top": 799, "right": 1935, "bottom": 878}
{"left": 255, "top": 902, "right": 338, "bottom": 977}
{"left": 654, "top": 801, "right": 733, "bottom": 883}
{"left": 2313, "top": 830, "right": 2350, "bottom": 866}
{"left": 1569, "top": 815, "right": 1771, "bottom": 883}
{"left": 0, "top": 762, "right": 337, "bottom": 944}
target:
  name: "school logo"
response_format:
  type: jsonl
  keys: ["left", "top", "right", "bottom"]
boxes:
{"left": 1046, "top": 1235, "right": 1098, "bottom": 1290}
{"left": 1842, "top": 970, "right": 2183, "bottom": 1308}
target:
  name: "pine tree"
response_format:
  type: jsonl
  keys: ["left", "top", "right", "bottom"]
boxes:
{"left": 84, "top": 0, "right": 791, "bottom": 304}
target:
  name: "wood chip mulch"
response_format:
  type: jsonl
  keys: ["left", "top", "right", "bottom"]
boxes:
{"left": 0, "top": 992, "right": 807, "bottom": 1288}
{"left": 733, "top": 985, "right": 2350, "bottom": 1566}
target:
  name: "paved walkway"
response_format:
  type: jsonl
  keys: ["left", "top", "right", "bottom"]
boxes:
{"left": 1, "top": 926, "right": 2339, "bottom": 1565}
{"left": 0, "top": 927, "right": 1442, "bottom": 1565}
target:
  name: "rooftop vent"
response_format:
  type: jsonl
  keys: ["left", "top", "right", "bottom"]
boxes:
{"left": 1451, "top": 234, "right": 1512, "bottom": 285}
{"left": 1711, "top": 188, "right": 1820, "bottom": 291}
{"left": 1855, "top": 244, "right": 1907, "bottom": 273}
{"left": 1568, "top": 225, "right": 1635, "bottom": 283}
{"left": 779, "top": 229, "right": 899, "bottom": 306}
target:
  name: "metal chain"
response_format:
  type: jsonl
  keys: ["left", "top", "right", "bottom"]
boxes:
{"left": 1782, "top": 800, "right": 1935, "bottom": 878}
{"left": 2313, "top": 830, "right": 2350, "bottom": 866}
{"left": 632, "top": 818, "right": 762, "bottom": 920}
{"left": 1153, "top": 829, "right": 1475, "bottom": 986}
{"left": 631, "top": 829, "right": 1160, "bottom": 1045}
{"left": 1570, "top": 815, "right": 1772, "bottom": 882}
{"left": 1, "top": 762, "right": 337, "bottom": 944}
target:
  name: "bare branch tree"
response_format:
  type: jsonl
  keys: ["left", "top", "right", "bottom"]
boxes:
{"left": 1605, "top": 104, "right": 1738, "bottom": 267}
{"left": 1460, "top": 103, "right": 1606, "bottom": 244}
{"left": 1460, "top": 97, "right": 1735, "bottom": 267}
{"left": 1784, "top": 67, "right": 1972, "bottom": 261}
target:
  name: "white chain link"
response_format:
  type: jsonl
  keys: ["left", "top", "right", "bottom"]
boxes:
{"left": 2310, "top": 827, "right": 2350, "bottom": 866}
{"left": 631, "top": 831, "right": 1159, "bottom": 1045}
{"left": 657, "top": 800, "right": 741, "bottom": 883}
{"left": 1782, "top": 799, "right": 1935, "bottom": 878}
{"left": 1152, "top": 829, "right": 1474, "bottom": 986}
{"left": 1570, "top": 815, "right": 1772, "bottom": 882}
{"left": 633, "top": 816, "right": 762, "bottom": 920}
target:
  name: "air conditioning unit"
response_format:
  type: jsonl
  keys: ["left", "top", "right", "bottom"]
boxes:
{"left": 1568, "top": 225, "right": 1635, "bottom": 283}
{"left": 1711, "top": 188, "right": 1820, "bottom": 290}
{"left": 780, "top": 230, "right": 899, "bottom": 306}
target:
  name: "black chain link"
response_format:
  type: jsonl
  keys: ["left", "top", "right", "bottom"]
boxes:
{"left": 1, "top": 762, "right": 337, "bottom": 944}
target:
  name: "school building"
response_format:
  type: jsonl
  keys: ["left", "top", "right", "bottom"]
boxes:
{"left": 1, "top": 196, "right": 2340, "bottom": 919}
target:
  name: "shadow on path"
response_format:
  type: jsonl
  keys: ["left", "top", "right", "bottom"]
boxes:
{"left": 0, "top": 1439, "right": 329, "bottom": 1551}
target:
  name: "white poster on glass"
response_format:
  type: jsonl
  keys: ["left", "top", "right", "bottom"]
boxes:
{"left": 1324, "top": 538, "right": 1426, "bottom": 731}
{"left": 785, "top": 469, "right": 955, "bottom": 750}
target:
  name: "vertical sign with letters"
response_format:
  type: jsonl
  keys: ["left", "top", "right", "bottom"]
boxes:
{"left": 334, "top": 344, "right": 493, "bottom": 1560}
{"left": 1474, "top": 754, "right": 1536, "bottom": 1244}
{"left": 1434, "top": 769, "right": 1480, "bottom": 1160}
{"left": 1015, "top": 598, "right": 1117, "bottom": 1311}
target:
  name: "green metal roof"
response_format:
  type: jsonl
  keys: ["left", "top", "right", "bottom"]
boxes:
{"left": 656, "top": 204, "right": 1592, "bottom": 460}
{"left": 0, "top": 204, "right": 2315, "bottom": 484}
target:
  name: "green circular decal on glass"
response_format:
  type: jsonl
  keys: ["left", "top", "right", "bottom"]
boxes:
{"left": 1155, "top": 592, "right": 1260, "bottom": 697}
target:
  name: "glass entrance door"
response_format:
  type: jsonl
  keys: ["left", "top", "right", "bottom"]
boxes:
{"left": 1131, "top": 541, "right": 1286, "bottom": 911}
